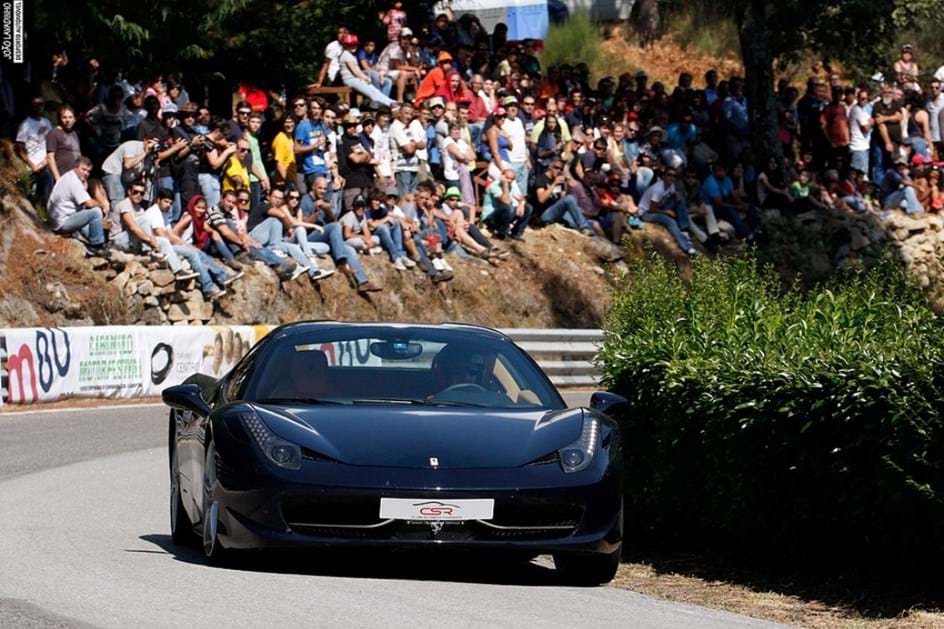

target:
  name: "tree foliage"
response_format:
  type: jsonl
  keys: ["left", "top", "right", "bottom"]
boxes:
{"left": 26, "top": 0, "right": 378, "bottom": 91}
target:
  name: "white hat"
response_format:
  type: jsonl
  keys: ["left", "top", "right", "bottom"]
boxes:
{"left": 934, "top": 66, "right": 944, "bottom": 82}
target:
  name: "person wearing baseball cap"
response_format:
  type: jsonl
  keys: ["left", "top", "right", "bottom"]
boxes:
{"left": 413, "top": 49, "right": 453, "bottom": 107}
{"left": 338, "top": 32, "right": 396, "bottom": 107}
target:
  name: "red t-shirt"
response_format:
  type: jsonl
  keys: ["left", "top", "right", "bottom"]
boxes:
{"left": 238, "top": 85, "right": 269, "bottom": 112}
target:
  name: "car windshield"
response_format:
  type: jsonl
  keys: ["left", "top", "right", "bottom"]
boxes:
{"left": 244, "top": 327, "right": 563, "bottom": 409}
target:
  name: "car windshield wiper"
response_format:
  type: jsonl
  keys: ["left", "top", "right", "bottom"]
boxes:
{"left": 255, "top": 397, "right": 342, "bottom": 405}
{"left": 352, "top": 397, "right": 489, "bottom": 408}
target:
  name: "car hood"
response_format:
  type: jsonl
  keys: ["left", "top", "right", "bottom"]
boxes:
{"left": 255, "top": 403, "right": 584, "bottom": 469}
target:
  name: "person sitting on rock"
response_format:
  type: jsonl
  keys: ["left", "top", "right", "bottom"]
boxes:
{"left": 46, "top": 156, "right": 110, "bottom": 257}
{"left": 111, "top": 180, "right": 178, "bottom": 265}
{"left": 145, "top": 188, "right": 237, "bottom": 301}
{"left": 532, "top": 158, "right": 596, "bottom": 237}
{"left": 481, "top": 166, "right": 532, "bottom": 241}
{"left": 440, "top": 187, "right": 506, "bottom": 262}
{"left": 298, "top": 176, "right": 382, "bottom": 293}
{"left": 366, "top": 190, "right": 416, "bottom": 271}
{"left": 637, "top": 166, "right": 697, "bottom": 256}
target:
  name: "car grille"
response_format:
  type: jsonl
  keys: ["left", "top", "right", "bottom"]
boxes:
{"left": 281, "top": 496, "right": 583, "bottom": 541}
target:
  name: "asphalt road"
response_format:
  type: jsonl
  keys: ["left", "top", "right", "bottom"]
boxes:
{"left": 0, "top": 398, "right": 783, "bottom": 629}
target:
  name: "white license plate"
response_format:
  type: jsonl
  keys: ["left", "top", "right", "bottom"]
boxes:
{"left": 379, "top": 498, "right": 494, "bottom": 521}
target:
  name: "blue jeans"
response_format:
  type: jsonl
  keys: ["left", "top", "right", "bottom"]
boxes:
{"left": 198, "top": 173, "right": 221, "bottom": 210}
{"left": 484, "top": 202, "right": 533, "bottom": 237}
{"left": 641, "top": 212, "right": 693, "bottom": 251}
{"left": 511, "top": 161, "right": 530, "bottom": 196}
{"left": 249, "top": 217, "right": 312, "bottom": 270}
{"left": 374, "top": 221, "right": 406, "bottom": 261}
{"left": 541, "top": 195, "right": 591, "bottom": 231}
{"left": 368, "top": 71, "right": 393, "bottom": 97}
{"left": 849, "top": 150, "right": 869, "bottom": 174}
{"left": 174, "top": 245, "right": 227, "bottom": 293}
{"left": 344, "top": 75, "right": 395, "bottom": 106}
{"left": 32, "top": 168, "right": 53, "bottom": 207}
{"left": 308, "top": 222, "right": 368, "bottom": 284}
{"left": 395, "top": 171, "right": 418, "bottom": 197}
{"left": 57, "top": 208, "right": 106, "bottom": 246}
{"left": 884, "top": 187, "right": 924, "bottom": 214}
{"left": 713, "top": 204, "right": 760, "bottom": 238}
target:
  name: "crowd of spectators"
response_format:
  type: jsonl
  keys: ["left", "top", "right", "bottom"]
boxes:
{"left": 11, "top": 4, "right": 944, "bottom": 303}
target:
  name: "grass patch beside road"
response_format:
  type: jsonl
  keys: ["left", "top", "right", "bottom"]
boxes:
{"left": 613, "top": 555, "right": 943, "bottom": 628}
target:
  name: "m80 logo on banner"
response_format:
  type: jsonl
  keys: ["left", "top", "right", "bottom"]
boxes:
{"left": 1, "top": 328, "right": 72, "bottom": 404}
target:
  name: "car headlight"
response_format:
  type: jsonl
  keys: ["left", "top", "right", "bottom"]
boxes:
{"left": 239, "top": 411, "right": 302, "bottom": 470}
{"left": 559, "top": 415, "right": 600, "bottom": 473}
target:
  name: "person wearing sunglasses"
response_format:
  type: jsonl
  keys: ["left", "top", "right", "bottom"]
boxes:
{"left": 111, "top": 181, "right": 185, "bottom": 270}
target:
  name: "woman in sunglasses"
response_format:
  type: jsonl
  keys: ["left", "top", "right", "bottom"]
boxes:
{"left": 485, "top": 107, "right": 512, "bottom": 181}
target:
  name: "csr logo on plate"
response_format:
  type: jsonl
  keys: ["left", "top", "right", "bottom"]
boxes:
{"left": 413, "top": 501, "right": 459, "bottom": 517}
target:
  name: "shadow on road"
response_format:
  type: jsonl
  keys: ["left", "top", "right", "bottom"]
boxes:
{"left": 139, "top": 533, "right": 564, "bottom": 586}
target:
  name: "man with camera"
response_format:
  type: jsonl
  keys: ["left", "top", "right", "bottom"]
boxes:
{"left": 531, "top": 158, "right": 596, "bottom": 236}
{"left": 101, "top": 137, "right": 161, "bottom": 237}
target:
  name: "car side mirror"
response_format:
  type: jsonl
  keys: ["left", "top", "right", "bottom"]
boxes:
{"left": 589, "top": 391, "right": 629, "bottom": 417}
{"left": 162, "top": 383, "right": 211, "bottom": 416}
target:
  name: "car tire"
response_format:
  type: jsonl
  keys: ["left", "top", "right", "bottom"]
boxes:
{"left": 169, "top": 445, "right": 197, "bottom": 546}
{"left": 553, "top": 544, "right": 621, "bottom": 586}
{"left": 201, "top": 439, "right": 231, "bottom": 566}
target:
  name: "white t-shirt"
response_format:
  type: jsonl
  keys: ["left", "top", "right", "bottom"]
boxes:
{"left": 389, "top": 120, "right": 419, "bottom": 172}
{"left": 48, "top": 170, "right": 91, "bottom": 229}
{"left": 340, "top": 210, "right": 368, "bottom": 234}
{"left": 637, "top": 179, "right": 675, "bottom": 215}
{"left": 370, "top": 125, "right": 392, "bottom": 178}
{"left": 101, "top": 140, "right": 145, "bottom": 177}
{"left": 325, "top": 41, "right": 344, "bottom": 82}
{"left": 408, "top": 119, "right": 428, "bottom": 162}
{"left": 848, "top": 104, "right": 872, "bottom": 152}
{"left": 929, "top": 93, "right": 944, "bottom": 143}
{"left": 144, "top": 204, "right": 167, "bottom": 232}
{"left": 504, "top": 116, "right": 528, "bottom": 162}
{"left": 441, "top": 136, "right": 469, "bottom": 182}
{"left": 16, "top": 116, "right": 53, "bottom": 166}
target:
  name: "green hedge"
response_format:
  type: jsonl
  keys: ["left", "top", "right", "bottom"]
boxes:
{"left": 599, "top": 255, "right": 944, "bottom": 568}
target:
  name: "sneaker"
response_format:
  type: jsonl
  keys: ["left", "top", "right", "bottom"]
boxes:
{"left": 403, "top": 257, "right": 417, "bottom": 268}
{"left": 628, "top": 216, "right": 644, "bottom": 229}
{"left": 511, "top": 232, "right": 526, "bottom": 242}
{"left": 493, "top": 248, "right": 511, "bottom": 259}
{"left": 686, "top": 248, "right": 699, "bottom": 256}
{"left": 205, "top": 287, "right": 227, "bottom": 301}
{"left": 369, "top": 246, "right": 384, "bottom": 256}
{"left": 441, "top": 258, "right": 454, "bottom": 272}
{"left": 432, "top": 257, "right": 445, "bottom": 271}
{"left": 290, "top": 265, "right": 310, "bottom": 281}
{"left": 224, "top": 258, "right": 244, "bottom": 270}
{"left": 357, "top": 280, "right": 382, "bottom": 293}
{"left": 433, "top": 270, "right": 454, "bottom": 283}
{"left": 174, "top": 269, "right": 199, "bottom": 281}
{"left": 149, "top": 250, "right": 167, "bottom": 262}
{"left": 85, "top": 243, "right": 110, "bottom": 258}
{"left": 309, "top": 268, "right": 336, "bottom": 281}
{"left": 221, "top": 270, "right": 244, "bottom": 287}
{"left": 392, "top": 257, "right": 407, "bottom": 271}
{"left": 272, "top": 249, "right": 287, "bottom": 258}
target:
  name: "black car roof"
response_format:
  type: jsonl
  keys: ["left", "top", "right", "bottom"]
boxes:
{"left": 266, "top": 321, "right": 511, "bottom": 343}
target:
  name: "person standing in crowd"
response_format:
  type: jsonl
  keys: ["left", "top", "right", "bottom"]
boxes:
{"left": 45, "top": 105, "right": 82, "bottom": 182}
{"left": 15, "top": 97, "right": 53, "bottom": 206}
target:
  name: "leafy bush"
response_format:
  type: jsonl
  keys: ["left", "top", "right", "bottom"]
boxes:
{"left": 539, "top": 11, "right": 601, "bottom": 76}
{"left": 599, "top": 254, "right": 944, "bottom": 569}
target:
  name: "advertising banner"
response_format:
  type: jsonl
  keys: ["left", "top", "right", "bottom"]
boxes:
{"left": 0, "top": 325, "right": 271, "bottom": 405}
{"left": 451, "top": 0, "right": 549, "bottom": 41}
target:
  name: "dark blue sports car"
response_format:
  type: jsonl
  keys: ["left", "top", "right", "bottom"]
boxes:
{"left": 163, "top": 322, "right": 627, "bottom": 584}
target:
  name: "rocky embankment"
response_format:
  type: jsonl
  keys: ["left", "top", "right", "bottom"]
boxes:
{"left": 0, "top": 195, "right": 626, "bottom": 328}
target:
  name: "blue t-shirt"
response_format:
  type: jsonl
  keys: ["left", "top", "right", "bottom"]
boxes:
{"left": 664, "top": 123, "right": 696, "bottom": 150}
{"left": 295, "top": 119, "right": 328, "bottom": 175}
{"left": 356, "top": 49, "right": 378, "bottom": 68}
{"left": 702, "top": 175, "right": 734, "bottom": 205}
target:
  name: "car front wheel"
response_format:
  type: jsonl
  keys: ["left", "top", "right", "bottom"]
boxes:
{"left": 201, "top": 439, "right": 230, "bottom": 565}
{"left": 553, "top": 544, "right": 621, "bottom": 586}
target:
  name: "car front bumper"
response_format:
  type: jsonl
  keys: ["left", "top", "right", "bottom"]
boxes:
{"left": 212, "top": 439, "right": 622, "bottom": 556}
